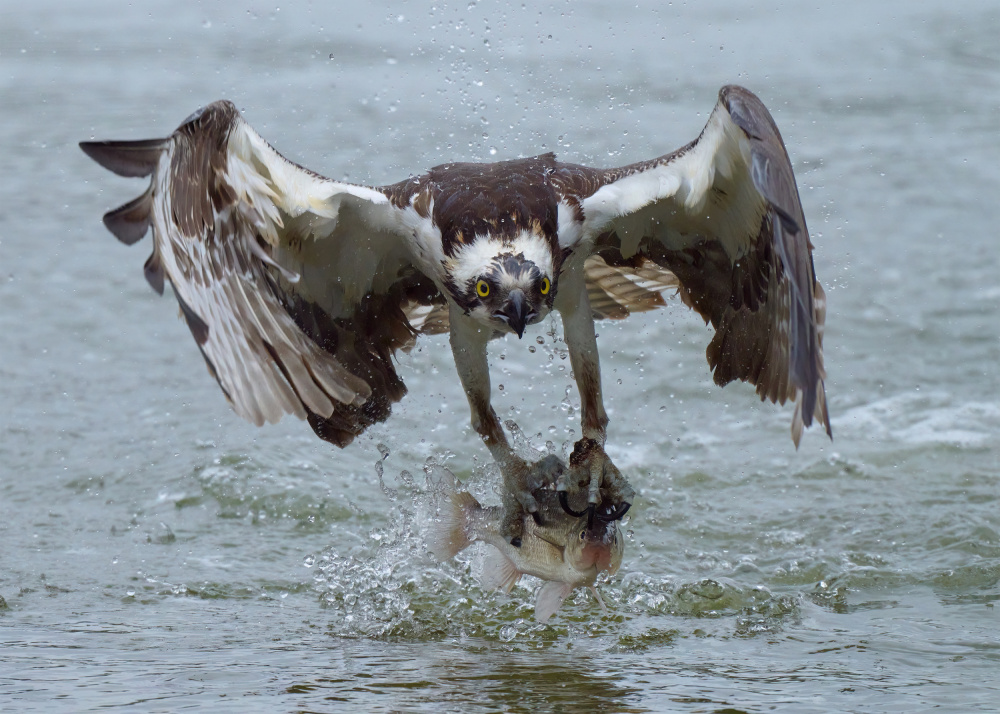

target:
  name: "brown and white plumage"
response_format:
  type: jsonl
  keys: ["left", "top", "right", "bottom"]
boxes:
{"left": 552, "top": 85, "right": 831, "bottom": 445}
{"left": 81, "top": 85, "right": 830, "bottom": 534}
{"left": 83, "top": 101, "right": 439, "bottom": 446}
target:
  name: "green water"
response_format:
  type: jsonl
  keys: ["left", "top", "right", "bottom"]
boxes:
{"left": 2, "top": 0, "right": 998, "bottom": 711}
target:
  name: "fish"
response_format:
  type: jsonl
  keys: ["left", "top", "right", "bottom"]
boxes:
{"left": 424, "top": 455, "right": 625, "bottom": 623}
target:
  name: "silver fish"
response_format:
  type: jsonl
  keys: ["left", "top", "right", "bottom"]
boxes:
{"left": 425, "top": 461, "right": 624, "bottom": 623}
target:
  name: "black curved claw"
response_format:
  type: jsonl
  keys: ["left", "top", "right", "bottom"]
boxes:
{"left": 596, "top": 501, "right": 632, "bottom": 523}
{"left": 558, "top": 490, "right": 590, "bottom": 518}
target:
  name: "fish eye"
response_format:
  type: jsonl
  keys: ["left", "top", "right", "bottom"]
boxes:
{"left": 540, "top": 276, "right": 551, "bottom": 295}
{"left": 476, "top": 279, "right": 490, "bottom": 298}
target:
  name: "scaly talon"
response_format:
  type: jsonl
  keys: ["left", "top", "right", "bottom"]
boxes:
{"left": 597, "top": 501, "right": 631, "bottom": 522}
{"left": 498, "top": 455, "right": 533, "bottom": 540}
{"left": 499, "top": 453, "right": 565, "bottom": 539}
{"left": 561, "top": 437, "right": 635, "bottom": 524}
{"left": 588, "top": 459, "right": 602, "bottom": 506}
{"left": 558, "top": 491, "right": 589, "bottom": 519}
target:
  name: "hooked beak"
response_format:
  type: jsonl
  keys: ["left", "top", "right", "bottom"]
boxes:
{"left": 495, "top": 288, "right": 534, "bottom": 338}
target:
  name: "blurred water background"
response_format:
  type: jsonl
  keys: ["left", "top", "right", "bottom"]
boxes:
{"left": 1, "top": 0, "right": 998, "bottom": 711}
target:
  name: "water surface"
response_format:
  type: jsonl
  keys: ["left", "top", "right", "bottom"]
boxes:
{"left": 1, "top": 1, "right": 998, "bottom": 711}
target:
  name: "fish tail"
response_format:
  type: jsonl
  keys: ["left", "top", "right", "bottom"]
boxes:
{"left": 425, "top": 475, "right": 480, "bottom": 561}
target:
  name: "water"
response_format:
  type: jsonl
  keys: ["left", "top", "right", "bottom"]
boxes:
{"left": 2, "top": 0, "right": 999, "bottom": 711}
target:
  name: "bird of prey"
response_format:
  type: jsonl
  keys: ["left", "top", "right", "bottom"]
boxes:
{"left": 80, "top": 84, "right": 831, "bottom": 539}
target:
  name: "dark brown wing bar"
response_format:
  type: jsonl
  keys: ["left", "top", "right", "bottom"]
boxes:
{"left": 80, "top": 101, "right": 438, "bottom": 447}
{"left": 79, "top": 138, "right": 165, "bottom": 177}
{"left": 80, "top": 140, "right": 168, "bottom": 246}
{"left": 721, "top": 85, "right": 825, "bottom": 432}
{"left": 553, "top": 85, "right": 830, "bottom": 443}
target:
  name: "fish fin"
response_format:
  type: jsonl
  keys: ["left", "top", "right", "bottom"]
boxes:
{"left": 534, "top": 581, "right": 574, "bottom": 623}
{"left": 424, "top": 475, "right": 481, "bottom": 561}
{"left": 589, "top": 586, "right": 609, "bottom": 614}
{"left": 481, "top": 547, "right": 521, "bottom": 593}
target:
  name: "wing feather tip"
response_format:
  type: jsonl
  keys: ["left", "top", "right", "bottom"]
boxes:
{"left": 143, "top": 251, "right": 165, "bottom": 294}
{"left": 80, "top": 138, "right": 167, "bottom": 178}
{"left": 174, "top": 294, "right": 210, "bottom": 346}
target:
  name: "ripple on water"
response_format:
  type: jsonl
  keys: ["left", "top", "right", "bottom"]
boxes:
{"left": 191, "top": 452, "right": 360, "bottom": 527}
{"left": 837, "top": 392, "right": 1000, "bottom": 449}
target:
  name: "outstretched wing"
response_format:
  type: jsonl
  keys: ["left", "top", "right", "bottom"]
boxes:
{"left": 553, "top": 85, "right": 830, "bottom": 445}
{"left": 81, "top": 100, "right": 440, "bottom": 447}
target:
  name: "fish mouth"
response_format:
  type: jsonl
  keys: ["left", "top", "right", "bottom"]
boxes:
{"left": 575, "top": 543, "right": 615, "bottom": 572}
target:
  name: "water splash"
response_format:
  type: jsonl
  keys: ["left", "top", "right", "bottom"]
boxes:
{"left": 374, "top": 443, "right": 398, "bottom": 501}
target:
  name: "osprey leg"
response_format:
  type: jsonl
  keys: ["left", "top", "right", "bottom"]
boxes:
{"left": 449, "top": 306, "right": 539, "bottom": 539}
{"left": 554, "top": 262, "right": 636, "bottom": 515}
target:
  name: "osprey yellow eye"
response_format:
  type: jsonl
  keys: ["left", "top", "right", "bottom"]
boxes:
{"left": 476, "top": 280, "right": 490, "bottom": 298}
{"left": 540, "top": 277, "right": 551, "bottom": 295}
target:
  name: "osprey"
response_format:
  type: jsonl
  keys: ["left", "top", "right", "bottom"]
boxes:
{"left": 80, "top": 85, "right": 831, "bottom": 538}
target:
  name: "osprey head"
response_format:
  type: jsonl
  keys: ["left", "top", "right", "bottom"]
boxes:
{"left": 446, "top": 230, "right": 557, "bottom": 338}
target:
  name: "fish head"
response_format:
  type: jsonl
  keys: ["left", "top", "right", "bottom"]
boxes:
{"left": 564, "top": 518, "right": 624, "bottom": 575}
{"left": 527, "top": 505, "right": 624, "bottom": 576}
{"left": 526, "top": 460, "right": 626, "bottom": 577}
